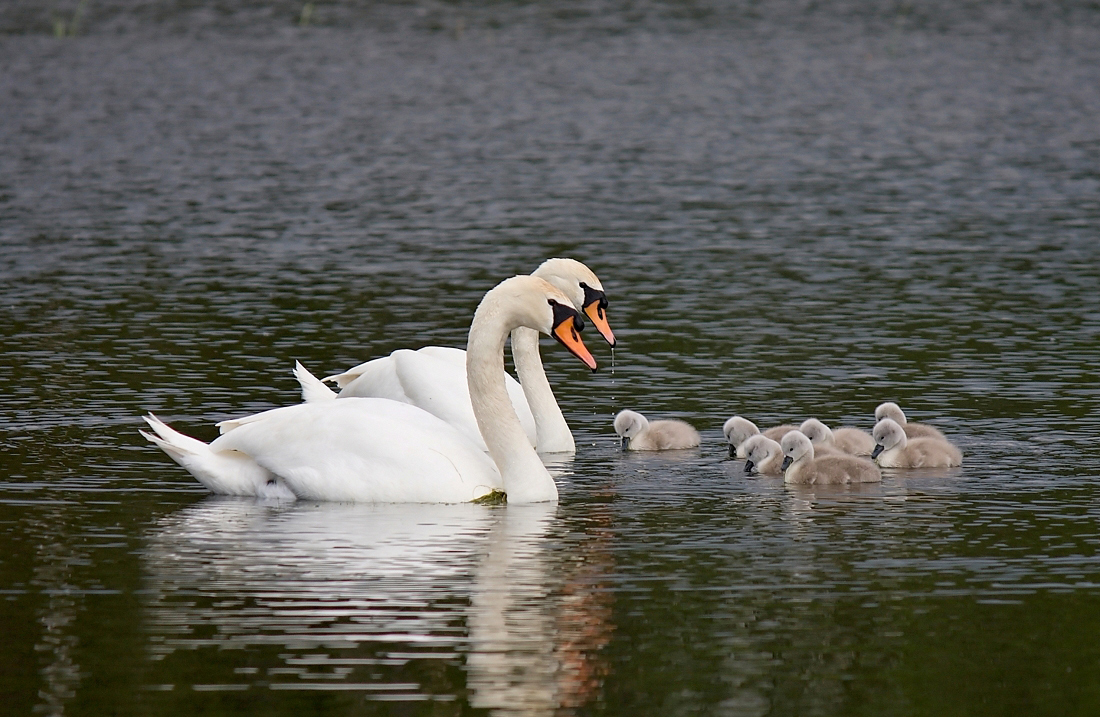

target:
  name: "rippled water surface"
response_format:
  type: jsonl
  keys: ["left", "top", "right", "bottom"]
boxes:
{"left": 2, "top": 1, "right": 1100, "bottom": 714}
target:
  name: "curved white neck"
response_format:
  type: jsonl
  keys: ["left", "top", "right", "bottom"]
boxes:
{"left": 510, "top": 327, "right": 575, "bottom": 454}
{"left": 468, "top": 304, "right": 559, "bottom": 504}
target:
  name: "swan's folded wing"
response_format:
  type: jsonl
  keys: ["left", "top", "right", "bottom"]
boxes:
{"left": 210, "top": 399, "right": 501, "bottom": 502}
{"left": 410, "top": 347, "right": 537, "bottom": 449}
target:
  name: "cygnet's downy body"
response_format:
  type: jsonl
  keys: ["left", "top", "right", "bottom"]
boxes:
{"left": 798, "top": 418, "right": 876, "bottom": 456}
{"left": 742, "top": 434, "right": 784, "bottom": 476}
{"left": 723, "top": 416, "right": 798, "bottom": 458}
{"left": 615, "top": 410, "right": 701, "bottom": 451}
{"left": 874, "top": 402, "right": 947, "bottom": 441}
{"left": 871, "top": 418, "right": 962, "bottom": 468}
{"left": 779, "top": 431, "right": 881, "bottom": 485}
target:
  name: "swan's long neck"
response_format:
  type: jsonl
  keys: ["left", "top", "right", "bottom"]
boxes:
{"left": 510, "top": 327, "right": 575, "bottom": 453}
{"left": 468, "top": 303, "right": 559, "bottom": 503}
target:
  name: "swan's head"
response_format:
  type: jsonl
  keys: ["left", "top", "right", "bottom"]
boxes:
{"left": 482, "top": 276, "right": 598, "bottom": 371}
{"left": 871, "top": 418, "right": 906, "bottom": 458}
{"left": 743, "top": 434, "right": 779, "bottom": 475}
{"left": 614, "top": 409, "right": 648, "bottom": 450}
{"left": 722, "top": 416, "right": 759, "bottom": 458}
{"left": 799, "top": 418, "right": 834, "bottom": 445}
{"left": 780, "top": 430, "right": 814, "bottom": 471}
{"left": 532, "top": 258, "right": 616, "bottom": 348}
{"left": 875, "top": 402, "right": 906, "bottom": 425}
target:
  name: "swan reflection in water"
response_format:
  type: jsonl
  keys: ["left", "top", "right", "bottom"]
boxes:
{"left": 141, "top": 493, "right": 614, "bottom": 712}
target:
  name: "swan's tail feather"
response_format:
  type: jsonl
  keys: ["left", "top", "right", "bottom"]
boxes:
{"left": 295, "top": 360, "right": 337, "bottom": 403}
{"left": 140, "top": 413, "right": 280, "bottom": 497}
{"left": 142, "top": 413, "right": 208, "bottom": 456}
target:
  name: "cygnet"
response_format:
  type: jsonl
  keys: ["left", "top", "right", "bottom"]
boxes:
{"left": 615, "top": 410, "right": 700, "bottom": 451}
{"left": 723, "top": 416, "right": 798, "bottom": 458}
{"left": 871, "top": 418, "right": 962, "bottom": 468}
{"left": 799, "top": 418, "right": 876, "bottom": 456}
{"left": 780, "top": 431, "right": 882, "bottom": 485}
{"left": 742, "top": 434, "right": 784, "bottom": 476}
{"left": 874, "top": 402, "right": 947, "bottom": 441}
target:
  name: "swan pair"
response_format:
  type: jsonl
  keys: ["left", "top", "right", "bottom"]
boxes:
{"left": 142, "top": 275, "right": 601, "bottom": 504}
{"left": 293, "top": 258, "right": 615, "bottom": 455}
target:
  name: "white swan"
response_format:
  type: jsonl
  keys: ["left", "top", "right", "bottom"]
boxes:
{"left": 779, "top": 431, "right": 882, "bottom": 485}
{"left": 874, "top": 402, "right": 947, "bottom": 441}
{"left": 296, "top": 258, "right": 615, "bottom": 454}
{"left": 140, "top": 276, "right": 598, "bottom": 504}
{"left": 722, "top": 416, "right": 798, "bottom": 458}
{"left": 871, "top": 418, "right": 962, "bottom": 468}
{"left": 614, "top": 410, "right": 700, "bottom": 451}
{"left": 742, "top": 434, "right": 784, "bottom": 476}
{"left": 798, "top": 418, "right": 876, "bottom": 456}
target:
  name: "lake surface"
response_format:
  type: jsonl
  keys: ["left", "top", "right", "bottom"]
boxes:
{"left": 2, "top": 1, "right": 1100, "bottom": 714}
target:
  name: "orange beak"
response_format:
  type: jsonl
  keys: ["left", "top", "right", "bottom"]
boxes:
{"left": 583, "top": 301, "right": 616, "bottom": 347}
{"left": 552, "top": 313, "right": 598, "bottom": 371}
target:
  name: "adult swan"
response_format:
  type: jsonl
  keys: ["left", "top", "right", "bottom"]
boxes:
{"left": 140, "top": 276, "right": 597, "bottom": 504}
{"left": 294, "top": 258, "right": 615, "bottom": 454}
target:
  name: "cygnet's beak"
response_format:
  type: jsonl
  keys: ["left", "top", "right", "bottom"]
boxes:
{"left": 780, "top": 456, "right": 793, "bottom": 471}
{"left": 620, "top": 436, "right": 629, "bottom": 450}
{"left": 550, "top": 302, "right": 598, "bottom": 371}
{"left": 744, "top": 459, "right": 755, "bottom": 474}
{"left": 727, "top": 442, "right": 737, "bottom": 459}
{"left": 871, "top": 444, "right": 884, "bottom": 459}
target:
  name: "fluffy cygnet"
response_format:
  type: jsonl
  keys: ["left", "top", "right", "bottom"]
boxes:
{"left": 798, "top": 418, "right": 876, "bottom": 456}
{"left": 780, "top": 431, "right": 882, "bottom": 485}
{"left": 742, "top": 434, "right": 784, "bottom": 476}
{"left": 871, "top": 418, "right": 962, "bottom": 468}
{"left": 722, "top": 416, "right": 798, "bottom": 458}
{"left": 874, "top": 402, "right": 947, "bottom": 441}
{"left": 615, "top": 410, "right": 701, "bottom": 451}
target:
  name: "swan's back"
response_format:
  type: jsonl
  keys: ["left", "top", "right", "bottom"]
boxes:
{"left": 319, "top": 347, "right": 537, "bottom": 451}
{"left": 211, "top": 398, "right": 501, "bottom": 502}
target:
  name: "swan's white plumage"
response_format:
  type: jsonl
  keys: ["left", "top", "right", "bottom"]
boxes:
{"left": 140, "top": 414, "right": 297, "bottom": 500}
{"left": 315, "top": 347, "right": 537, "bottom": 451}
{"left": 210, "top": 398, "right": 500, "bottom": 503}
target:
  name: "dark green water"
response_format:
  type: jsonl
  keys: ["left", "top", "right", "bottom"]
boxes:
{"left": 2, "top": 1, "right": 1100, "bottom": 714}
